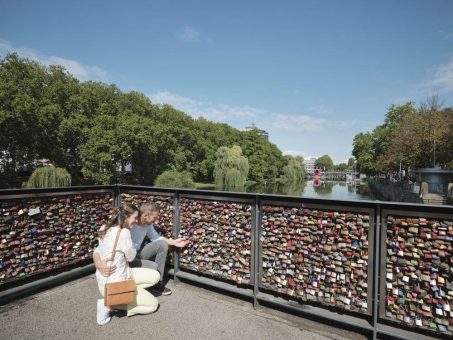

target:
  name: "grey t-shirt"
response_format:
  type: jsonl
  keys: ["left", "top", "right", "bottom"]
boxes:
{"left": 130, "top": 224, "right": 162, "bottom": 251}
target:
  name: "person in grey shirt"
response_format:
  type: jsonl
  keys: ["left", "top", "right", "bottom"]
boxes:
{"left": 129, "top": 202, "right": 189, "bottom": 295}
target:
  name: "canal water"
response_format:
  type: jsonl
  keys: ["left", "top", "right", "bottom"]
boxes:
{"left": 249, "top": 180, "right": 378, "bottom": 201}
{"left": 301, "top": 180, "right": 377, "bottom": 201}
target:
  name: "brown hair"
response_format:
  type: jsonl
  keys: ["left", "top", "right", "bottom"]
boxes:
{"left": 99, "top": 203, "right": 138, "bottom": 238}
{"left": 138, "top": 202, "right": 160, "bottom": 224}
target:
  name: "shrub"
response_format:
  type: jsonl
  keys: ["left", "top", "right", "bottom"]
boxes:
{"left": 23, "top": 166, "right": 71, "bottom": 188}
{"left": 154, "top": 170, "right": 195, "bottom": 188}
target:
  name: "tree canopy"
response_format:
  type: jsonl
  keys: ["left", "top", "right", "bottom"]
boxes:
{"left": 0, "top": 53, "right": 291, "bottom": 188}
{"left": 352, "top": 98, "right": 452, "bottom": 174}
{"left": 315, "top": 155, "right": 334, "bottom": 171}
{"left": 214, "top": 145, "right": 249, "bottom": 191}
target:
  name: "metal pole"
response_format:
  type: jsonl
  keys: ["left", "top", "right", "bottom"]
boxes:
{"left": 173, "top": 190, "right": 180, "bottom": 285}
{"left": 372, "top": 202, "right": 381, "bottom": 340}
{"left": 433, "top": 140, "right": 436, "bottom": 167}
{"left": 114, "top": 184, "right": 121, "bottom": 207}
{"left": 253, "top": 195, "right": 260, "bottom": 309}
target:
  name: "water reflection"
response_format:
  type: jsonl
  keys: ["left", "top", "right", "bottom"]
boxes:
{"left": 248, "top": 180, "right": 306, "bottom": 196}
{"left": 313, "top": 181, "right": 334, "bottom": 195}
{"left": 303, "top": 180, "right": 376, "bottom": 201}
{"left": 247, "top": 180, "right": 376, "bottom": 201}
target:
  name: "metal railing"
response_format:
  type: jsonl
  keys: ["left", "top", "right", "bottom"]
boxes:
{"left": 0, "top": 184, "right": 451, "bottom": 339}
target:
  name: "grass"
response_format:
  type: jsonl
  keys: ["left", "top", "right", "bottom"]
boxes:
{"left": 194, "top": 182, "right": 216, "bottom": 190}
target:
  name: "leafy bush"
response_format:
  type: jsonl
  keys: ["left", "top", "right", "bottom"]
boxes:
{"left": 154, "top": 170, "right": 195, "bottom": 188}
{"left": 23, "top": 166, "right": 71, "bottom": 188}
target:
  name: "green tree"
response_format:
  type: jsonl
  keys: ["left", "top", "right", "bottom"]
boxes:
{"left": 154, "top": 169, "right": 195, "bottom": 188}
{"left": 315, "top": 155, "right": 334, "bottom": 171}
{"left": 214, "top": 145, "right": 249, "bottom": 191}
{"left": 279, "top": 157, "right": 305, "bottom": 184}
{"left": 335, "top": 163, "right": 348, "bottom": 172}
{"left": 380, "top": 98, "right": 453, "bottom": 170}
{"left": 352, "top": 132, "right": 378, "bottom": 174}
{"left": 239, "top": 129, "right": 286, "bottom": 186}
{"left": 23, "top": 166, "right": 71, "bottom": 188}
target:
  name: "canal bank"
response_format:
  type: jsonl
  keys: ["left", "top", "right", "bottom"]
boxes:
{"left": 367, "top": 178, "right": 422, "bottom": 204}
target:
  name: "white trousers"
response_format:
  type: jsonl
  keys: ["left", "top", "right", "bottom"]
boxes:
{"left": 98, "top": 267, "right": 160, "bottom": 317}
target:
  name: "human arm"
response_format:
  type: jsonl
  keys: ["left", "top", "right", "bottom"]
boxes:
{"left": 93, "top": 248, "right": 116, "bottom": 277}
{"left": 119, "top": 228, "right": 137, "bottom": 262}
{"left": 165, "top": 237, "right": 190, "bottom": 248}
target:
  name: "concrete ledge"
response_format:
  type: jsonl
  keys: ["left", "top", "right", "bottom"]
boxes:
{"left": 0, "top": 264, "right": 95, "bottom": 305}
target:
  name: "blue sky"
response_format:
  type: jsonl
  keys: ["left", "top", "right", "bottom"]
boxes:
{"left": 1, "top": 0, "right": 452, "bottom": 163}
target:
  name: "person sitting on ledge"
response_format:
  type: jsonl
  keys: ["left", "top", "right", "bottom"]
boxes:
{"left": 129, "top": 202, "right": 189, "bottom": 296}
{"left": 93, "top": 204, "right": 160, "bottom": 325}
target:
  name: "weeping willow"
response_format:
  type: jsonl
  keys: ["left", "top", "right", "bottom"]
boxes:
{"left": 214, "top": 145, "right": 249, "bottom": 191}
{"left": 23, "top": 166, "right": 71, "bottom": 188}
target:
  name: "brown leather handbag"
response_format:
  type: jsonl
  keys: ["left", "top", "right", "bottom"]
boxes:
{"left": 104, "top": 229, "right": 136, "bottom": 307}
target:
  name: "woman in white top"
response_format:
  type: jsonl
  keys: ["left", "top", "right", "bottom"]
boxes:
{"left": 94, "top": 204, "right": 160, "bottom": 325}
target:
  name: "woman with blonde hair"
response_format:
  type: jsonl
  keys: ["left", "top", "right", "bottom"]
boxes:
{"left": 93, "top": 203, "right": 160, "bottom": 325}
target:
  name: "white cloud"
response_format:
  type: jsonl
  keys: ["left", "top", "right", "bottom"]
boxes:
{"left": 149, "top": 91, "right": 261, "bottom": 122}
{"left": 0, "top": 39, "right": 108, "bottom": 81}
{"left": 177, "top": 26, "right": 200, "bottom": 42}
{"left": 270, "top": 114, "right": 327, "bottom": 131}
{"left": 419, "top": 56, "right": 453, "bottom": 95}
{"left": 309, "top": 105, "right": 331, "bottom": 116}
{"left": 283, "top": 150, "right": 315, "bottom": 158}
{"left": 149, "top": 91, "right": 365, "bottom": 135}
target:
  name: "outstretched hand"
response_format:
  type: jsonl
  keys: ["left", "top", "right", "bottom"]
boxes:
{"left": 172, "top": 238, "right": 190, "bottom": 248}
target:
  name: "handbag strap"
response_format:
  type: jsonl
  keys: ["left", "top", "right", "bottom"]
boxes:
{"left": 106, "top": 227, "right": 134, "bottom": 281}
{"left": 109, "top": 228, "right": 122, "bottom": 262}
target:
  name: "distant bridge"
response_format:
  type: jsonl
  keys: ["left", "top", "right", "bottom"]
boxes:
{"left": 307, "top": 171, "right": 360, "bottom": 180}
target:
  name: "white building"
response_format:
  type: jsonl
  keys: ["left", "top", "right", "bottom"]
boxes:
{"left": 244, "top": 123, "right": 269, "bottom": 140}
{"left": 304, "top": 157, "right": 317, "bottom": 175}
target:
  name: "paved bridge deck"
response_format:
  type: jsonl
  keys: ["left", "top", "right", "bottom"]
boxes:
{"left": 0, "top": 275, "right": 365, "bottom": 340}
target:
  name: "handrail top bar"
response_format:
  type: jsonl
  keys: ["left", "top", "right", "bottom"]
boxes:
{"left": 118, "top": 185, "right": 453, "bottom": 212}
{"left": 0, "top": 184, "right": 451, "bottom": 212}
{"left": 0, "top": 185, "right": 116, "bottom": 200}
{"left": 0, "top": 185, "right": 115, "bottom": 195}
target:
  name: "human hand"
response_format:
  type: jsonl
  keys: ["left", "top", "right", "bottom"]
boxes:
{"left": 99, "top": 262, "right": 116, "bottom": 277}
{"left": 172, "top": 238, "right": 190, "bottom": 248}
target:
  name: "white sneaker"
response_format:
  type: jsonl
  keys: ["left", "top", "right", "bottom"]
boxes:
{"left": 97, "top": 299, "right": 111, "bottom": 326}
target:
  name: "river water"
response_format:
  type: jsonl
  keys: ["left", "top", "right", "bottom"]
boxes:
{"left": 300, "top": 180, "right": 377, "bottom": 201}
{"left": 249, "top": 180, "right": 377, "bottom": 201}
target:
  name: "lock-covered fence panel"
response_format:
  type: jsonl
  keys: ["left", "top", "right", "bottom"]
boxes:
{"left": 260, "top": 203, "right": 374, "bottom": 315}
{"left": 178, "top": 197, "right": 253, "bottom": 285}
{"left": 381, "top": 210, "right": 452, "bottom": 336}
{"left": 0, "top": 190, "right": 113, "bottom": 286}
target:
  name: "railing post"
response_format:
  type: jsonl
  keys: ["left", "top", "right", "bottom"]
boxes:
{"left": 173, "top": 190, "right": 181, "bottom": 285}
{"left": 372, "top": 202, "right": 381, "bottom": 340}
{"left": 253, "top": 195, "right": 260, "bottom": 309}
{"left": 114, "top": 184, "right": 121, "bottom": 207}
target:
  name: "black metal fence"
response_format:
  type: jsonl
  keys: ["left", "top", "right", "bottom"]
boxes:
{"left": 0, "top": 184, "right": 452, "bottom": 339}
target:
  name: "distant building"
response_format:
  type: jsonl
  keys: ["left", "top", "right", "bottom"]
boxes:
{"left": 244, "top": 123, "right": 269, "bottom": 140}
{"left": 304, "top": 157, "right": 317, "bottom": 175}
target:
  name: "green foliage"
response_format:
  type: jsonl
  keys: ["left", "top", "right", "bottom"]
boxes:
{"left": 23, "top": 166, "right": 71, "bottom": 188}
{"left": 154, "top": 170, "right": 195, "bottom": 188}
{"left": 279, "top": 157, "right": 305, "bottom": 184}
{"left": 352, "top": 98, "right": 452, "bottom": 173}
{"left": 315, "top": 155, "right": 334, "bottom": 171}
{"left": 0, "top": 53, "right": 289, "bottom": 188}
{"left": 335, "top": 163, "right": 348, "bottom": 172}
{"left": 352, "top": 132, "right": 378, "bottom": 174}
{"left": 239, "top": 130, "right": 286, "bottom": 185}
{"left": 214, "top": 145, "right": 249, "bottom": 191}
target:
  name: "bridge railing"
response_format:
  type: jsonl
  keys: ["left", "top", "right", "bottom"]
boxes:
{"left": 0, "top": 184, "right": 451, "bottom": 339}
